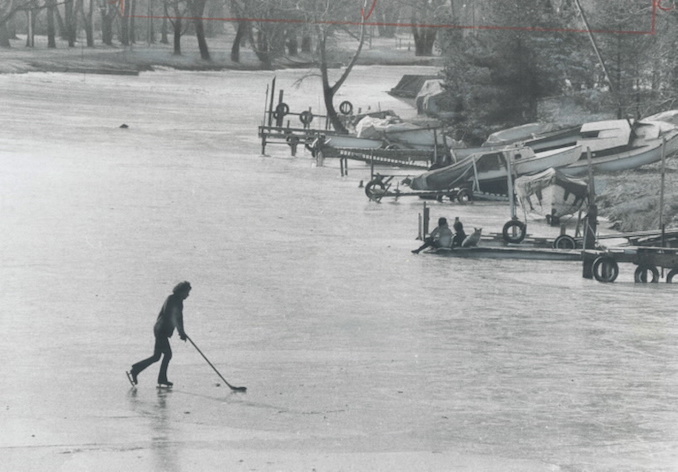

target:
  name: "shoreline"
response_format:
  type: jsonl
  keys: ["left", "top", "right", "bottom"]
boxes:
{"left": 0, "top": 34, "right": 443, "bottom": 75}
{"left": 1, "top": 35, "right": 675, "bottom": 232}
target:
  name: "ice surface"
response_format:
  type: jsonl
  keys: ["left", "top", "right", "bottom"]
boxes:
{"left": 0, "top": 67, "right": 677, "bottom": 471}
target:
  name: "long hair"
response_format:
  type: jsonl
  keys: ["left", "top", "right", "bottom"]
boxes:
{"left": 173, "top": 281, "right": 192, "bottom": 294}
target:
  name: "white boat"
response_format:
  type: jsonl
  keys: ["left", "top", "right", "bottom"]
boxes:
{"left": 643, "top": 110, "right": 678, "bottom": 127}
{"left": 515, "top": 168, "right": 589, "bottom": 221}
{"left": 551, "top": 119, "right": 678, "bottom": 176}
{"left": 409, "top": 144, "right": 582, "bottom": 195}
{"left": 355, "top": 115, "right": 458, "bottom": 150}
{"left": 483, "top": 122, "right": 581, "bottom": 150}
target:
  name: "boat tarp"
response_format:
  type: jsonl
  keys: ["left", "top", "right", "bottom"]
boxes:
{"left": 409, "top": 154, "right": 480, "bottom": 191}
{"left": 388, "top": 75, "right": 439, "bottom": 98}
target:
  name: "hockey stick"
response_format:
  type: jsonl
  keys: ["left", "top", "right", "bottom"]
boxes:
{"left": 186, "top": 336, "right": 247, "bottom": 392}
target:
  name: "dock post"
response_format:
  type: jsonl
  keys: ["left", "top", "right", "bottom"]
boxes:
{"left": 267, "top": 78, "right": 276, "bottom": 128}
{"left": 370, "top": 152, "right": 375, "bottom": 180}
{"left": 582, "top": 147, "right": 597, "bottom": 279}
{"left": 423, "top": 202, "right": 430, "bottom": 237}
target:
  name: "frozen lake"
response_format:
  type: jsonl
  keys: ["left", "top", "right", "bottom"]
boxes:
{"left": 1, "top": 66, "right": 677, "bottom": 472}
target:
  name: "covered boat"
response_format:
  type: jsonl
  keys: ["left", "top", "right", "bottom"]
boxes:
{"left": 355, "top": 115, "right": 458, "bottom": 150}
{"left": 515, "top": 168, "right": 589, "bottom": 222}
{"left": 408, "top": 145, "right": 582, "bottom": 195}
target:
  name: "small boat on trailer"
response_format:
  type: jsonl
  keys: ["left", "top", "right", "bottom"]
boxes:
{"left": 407, "top": 145, "right": 582, "bottom": 196}
{"left": 515, "top": 168, "right": 589, "bottom": 224}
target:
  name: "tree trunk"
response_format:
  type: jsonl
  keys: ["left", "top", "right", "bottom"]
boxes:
{"left": 129, "top": 0, "right": 136, "bottom": 43}
{"left": 101, "top": 5, "right": 114, "bottom": 45}
{"left": 287, "top": 34, "right": 298, "bottom": 56}
{"left": 120, "top": 0, "right": 130, "bottom": 45}
{"left": 78, "top": 0, "right": 94, "bottom": 47}
{"left": 64, "top": 0, "right": 76, "bottom": 46}
{"left": 412, "top": 24, "right": 436, "bottom": 56}
{"left": 173, "top": 18, "right": 182, "bottom": 55}
{"left": 161, "top": 16, "right": 168, "bottom": 44}
{"left": 56, "top": 7, "right": 66, "bottom": 39}
{"left": 318, "top": 19, "right": 366, "bottom": 134}
{"left": 47, "top": 0, "right": 57, "bottom": 48}
{"left": 301, "top": 35, "right": 311, "bottom": 53}
{"left": 0, "top": 22, "right": 10, "bottom": 48}
{"left": 190, "top": 0, "right": 210, "bottom": 60}
{"left": 25, "top": 10, "right": 35, "bottom": 47}
{"left": 230, "top": 20, "right": 246, "bottom": 62}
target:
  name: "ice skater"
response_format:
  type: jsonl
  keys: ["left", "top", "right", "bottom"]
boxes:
{"left": 127, "top": 281, "right": 191, "bottom": 388}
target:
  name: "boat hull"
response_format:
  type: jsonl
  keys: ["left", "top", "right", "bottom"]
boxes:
{"left": 515, "top": 168, "right": 589, "bottom": 219}
{"left": 410, "top": 145, "right": 581, "bottom": 195}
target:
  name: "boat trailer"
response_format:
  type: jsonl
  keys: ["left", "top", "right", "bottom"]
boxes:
{"left": 365, "top": 173, "right": 473, "bottom": 203}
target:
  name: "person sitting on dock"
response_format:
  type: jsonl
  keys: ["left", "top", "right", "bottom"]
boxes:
{"left": 452, "top": 216, "right": 467, "bottom": 247}
{"left": 412, "top": 217, "right": 453, "bottom": 254}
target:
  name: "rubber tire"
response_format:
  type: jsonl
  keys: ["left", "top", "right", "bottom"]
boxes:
{"left": 275, "top": 102, "right": 290, "bottom": 116}
{"left": 339, "top": 100, "right": 353, "bottom": 115}
{"left": 553, "top": 234, "right": 576, "bottom": 250}
{"left": 592, "top": 256, "right": 619, "bottom": 283}
{"left": 502, "top": 220, "right": 527, "bottom": 244}
{"left": 299, "top": 110, "right": 314, "bottom": 125}
{"left": 634, "top": 264, "right": 659, "bottom": 283}
{"left": 456, "top": 188, "right": 472, "bottom": 204}
{"left": 364, "top": 180, "right": 386, "bottom": 199}
{"left": 666, "top": 269, "right": 678, "bottom": 283}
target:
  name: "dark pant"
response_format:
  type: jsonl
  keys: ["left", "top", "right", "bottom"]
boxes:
{"left": 413, "top": 236, "right": 436, "bottom": 253}
{"left": 132, "top": 335, "right": 172, "bottom": 384}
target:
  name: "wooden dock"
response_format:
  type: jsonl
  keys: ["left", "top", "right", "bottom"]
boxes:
{"left": 584, "top": 246, "right": 678, "bottom": 283}
{"left": 428, "top": 245, "right": 583, "bottom": 261}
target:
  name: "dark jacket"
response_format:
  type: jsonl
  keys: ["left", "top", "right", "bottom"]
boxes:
{"left": 153, "top": 293, "right": 187, "bottom": 338}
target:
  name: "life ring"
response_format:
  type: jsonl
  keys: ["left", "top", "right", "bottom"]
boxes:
{"left": 634, "top": 264, "right": 659, "bottom": 283}
{"left": 339, "top": 100, "right": 353, "bottom": 115}
{"left": 592, "top": 256, "right": 619, "bottom": 283}
{"left": 456, "top": 188, "right": 472, "bottom": 204}
{"left": 273, "top": 102, "right": 290, "bottom": 120}
{"left": 502, "top": 220, "right": 526, "bottom": 244}
{"left": 552, "top": 234, "right": 576, "bottom": 249}
{"left": 364, "top": 179, "right": 386, "bottom": 200}
{"left": 299, "top": 110, "right": 314, "bottom": 125}
{"left": 666, "top": 269, "right": 678, "bottom": 283}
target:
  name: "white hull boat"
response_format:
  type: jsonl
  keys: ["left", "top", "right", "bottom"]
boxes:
{"left": 515, "top": 168, "right": 589, "bottom": 220}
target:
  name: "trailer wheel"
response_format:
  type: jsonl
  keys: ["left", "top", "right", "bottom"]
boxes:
{"left": 592, "top": 256, "right": 619, "bottom": 283}
{"left": 553, "top": 234, "right": 576, "bottom": 249}
{"left": 456, "top": 188, "right": 472, "bottom": 204}
{"left": 364, "top": 180, "right": 386, "bottom": 201}
{"left": 634, "top": 264, "right": 659, "bottom": 283}
{"left": 502, "top": 220, "right": 526, "bottom": 244}
{"left": 666, "top": 269, "right": 678, "bottom": 283}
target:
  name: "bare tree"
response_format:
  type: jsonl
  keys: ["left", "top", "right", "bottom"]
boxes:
{"left": 303, "top": 0, "right": 367, "bottom": 133}
{"left": 164, "top": 0, "right": 188, "bottom": 54}
{"left": 188, "top": 0, "right": 209, "bottom": 60}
